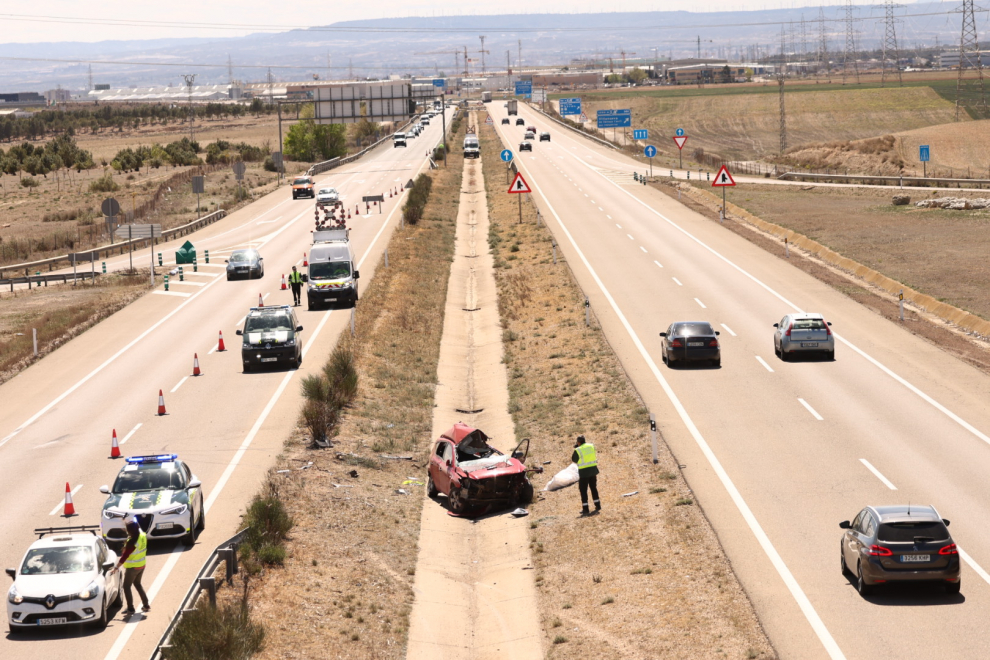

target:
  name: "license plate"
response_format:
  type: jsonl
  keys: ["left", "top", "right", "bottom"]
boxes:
{"left": 156, "top": 522, "right": 174, "bottom": 530}
{"left": 38, "top": 618, "right": 67, "bottom": 625}
{"left": 687, "top": 342, "right": 704, "bottom": 347}
{"left": 801, "top": 342, "right": 819, "bottom": 348}
{"left": 328, "top": 298, "right": 338, "bottom": 302}
{"left": 902, "top": 554, "right": 930, "bottom": 562}
{"left": 260, "top": 357, "right": 278, "bottom": 363}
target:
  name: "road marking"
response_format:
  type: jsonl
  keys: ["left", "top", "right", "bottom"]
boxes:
{"left": 720, "top": 323, "right": 736, "bottom": 336}
{"left": 170, "top": 376, "right": 189, "bottom": 393}
{"left": 654, "top": 260, "right": 663, "bottom": 268}
{"left": 49, "top": 484, "right": 82, "bottom": 515}
{"left": 640, "top": 246, "right": 647, "bottom": 253}
{"left": 512, "top": 157, "right": 847, "bottom": 660}
{"left": 959, "top": 548, "right": 990, "bottom": 587}
{"left": 798, "top": 398, "right": 824, "bottom": 420}
{"left": 120, "top": 423, "right": 141, "bottom": 445}
{"left": 755, "top": 356, "right": 775, "bottom": 372}
{"left": 695, "top": 298, "right": 707, "bottom": 309}
{"left": 859, "top": 459, "right": 897, "bottom": 490}
{"left": 615, "top": 223, "right": 622, "bottom": 229}
{"left": 262, "top": 292, "right": 270, "bottom": 300}
{"left": 598, "top": 207, "right": 604, "bottom": 211}
{"left": 584, "top": 193, "right": 589, "bottom": 197}
{"left": 627, "top": 234, "right": 634, "bottom": 240}
{"left": 152, "top": 290, "right": 192, "bottom": 298}
{"left": 256, "top": 215, "right": 282, "bottom": 225}
{"left": 169, "top": 280, "right": 206, "bottom": 287}
{"left": 672, "top": 277, "right": 683, "bottom": 286}
{"left": 185, "top": 271, "right": 218, "bottom": 277}
{"left": 606, "top": 215, "right": 612, "bottom": 220}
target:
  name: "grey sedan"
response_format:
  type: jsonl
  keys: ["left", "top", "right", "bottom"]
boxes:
{"left": 226, "top": 249, "right": 264, "bottom": 280}
{"left": 774, "top": 313, "right": 834, "bottom": 361}
{"left": 660, "top": 321, "right": 720, "bottom": 367}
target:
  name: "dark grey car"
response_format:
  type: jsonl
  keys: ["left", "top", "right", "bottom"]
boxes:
{"left": 660, "top": 321, "right": 721, "bottom": 367}
{"left": 774, "top": 312, "right": 834, "bottom": 361}
{"left": 225, "top": 249, "right": 264, "bottom": 280}
{"left": 840, "top": 505, "right": 960, "bottom": 595}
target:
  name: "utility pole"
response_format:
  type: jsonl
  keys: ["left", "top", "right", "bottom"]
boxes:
{"left": 464, "top": 46, "right": 469, "bottom": 77}
{"left": 227, "top": 54, "right": 233, "bottom": 85}
{"left": 182, "top": 74, "right": 196, "bottom": 142}
{"left": 266, "top": 68, "right": 274, "bottom": 106}
{"left": 349, "top": 58, "right": 354, "bottom": 80}
{"left": 87, "top": 64, "right": 93, "bottom": 91}
{"left": 881, "top": 0, "right": 904, "bottom": 87}
{"left": 507, "top": 50, "right": 511, "bottom": 74}
{"left": 480, "top": 36, "right": 487, "bottom": 75}
{"left": 327, "top": 52, "right": 332, "bottom": 81}
{"left": 955, "top": 0, "right": 988, "bottom": 120}
{"left": 842, "top": 0, "right": 860, "bottom": 84}
{"left": 779, "top": 25, "right": 787, "bottom": 154}
{"left": 697, "top": 36, "right": 701, "bottom": 59}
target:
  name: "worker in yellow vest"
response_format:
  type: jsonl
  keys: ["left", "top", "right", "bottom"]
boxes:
{"left": 112, "top": 519, "right": 150, "bottom": 616}
{"left": 571, "top": 435, "right": 601, "bottom": 516}
{"left": 288, "top": 265, "right": 304, "bottom": 306}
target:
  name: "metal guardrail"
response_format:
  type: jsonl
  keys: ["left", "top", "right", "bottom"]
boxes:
{"left": 526, "top": 103, "right": 617, "bottom": 150}
{"left": 2, "top": 270, "right": 100, "bottom": 291}
{"left": 0, "top": 209, "right": 227, "bottom": 279}
{"left": 148, "top": 528, "right": 248, "bottom": 660}
{"left": 778, "top": 172, "right": 990, "bottom": 187}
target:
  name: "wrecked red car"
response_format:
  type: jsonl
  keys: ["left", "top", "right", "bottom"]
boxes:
{"left": 427, "top": 423, "right": 539, "bottom": 514}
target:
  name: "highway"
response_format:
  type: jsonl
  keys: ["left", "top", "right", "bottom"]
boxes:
{"left": 490, "top": 103, "right": 990, "bottom": 659}
{"left": 0, "top": 115, "right": 446, "bottom": 659}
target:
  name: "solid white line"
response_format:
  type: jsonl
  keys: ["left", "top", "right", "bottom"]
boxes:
{"left": 695, "top": 298, "right": 707, "bottom": 309}
{"left": 859, "top": 459, "right": 897, "bottom": 490}
{"left": 654, "top": 260, "right": 663, "bottom": 268}
{"left": 49, "top": 484, "right": 83, "bottom": 516}
{"left": 184, "top": 271, "right": 218, "bottom": 277}
{"left": 152, "top": 290, "right": 192, "bottom": 298}
{"left": 672, "top": 277, "right": 683, "bottom": 286}
{"left": 515, "top": 153, "right": 847, "bottom": 660}
{"left": 640, "top": 246, "right": 648, "bottom": 253}
{"left": 756, "top": 356, "right": 775, "bottom": 373}
{"left": 207, "top": 343, "right": 219, "bottom": 355}
{"left": 170, "top": 376, "right": 189, "bottom": 394}
{"left": 959, "top": 547, "right": 990, "bottom": 586}
{"left": 720, "top": 323, "right": 736, "bottom": 336}
{"left": 120, "top": 423, "right": 141, "bottom": 445}
{"left": 798, "top": 398, "right": 824, "bottom": 421}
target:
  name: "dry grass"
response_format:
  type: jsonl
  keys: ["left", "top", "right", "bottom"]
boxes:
{"left": 241, "top": 122, "right": 465, "bottom": 660}
{"left": 480, "top": 128, "right": 775, "bottom": 658}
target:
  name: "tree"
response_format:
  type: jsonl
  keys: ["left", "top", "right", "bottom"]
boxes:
{"left": 719, "top": 65, "right": 733, "bottom": 84}
{"left": 627, "top": 67, "right": 648, "bottom": 85}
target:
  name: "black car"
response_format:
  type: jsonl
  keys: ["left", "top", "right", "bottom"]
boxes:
{"left": 660, "top": 321, "right": 720, "bottom": 367}
{"left": 225, "top": 249, "right": 264, "bottom": 280}
{"left": 539, "top": 132, "right": 551, "bottom": 142}
{"left": 840, "top": 505, "right": 961, "bottom": 595}
{"left": 237, "top": 305, "right": 303, "bottom": 372}
{"left": 515, "top": 118, "right": 525, "bottom": 126}
{"left": 519, "top": 141, "right": 533, "bottom": 152}
{"left": 501, "top": 118, "right": 510, "bottom": 125}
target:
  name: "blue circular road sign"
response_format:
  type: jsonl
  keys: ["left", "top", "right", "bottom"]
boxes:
{"left": 675, "top": 128, "right": 685, "bottom": 136}
{"left": 644, "top": 145, "right": 658, "bottom": 158}
{"left": 500, "top": 149, "right": 514, "bottom": 163}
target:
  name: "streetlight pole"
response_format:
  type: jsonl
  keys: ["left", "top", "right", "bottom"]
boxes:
{"left": 182, "top": 74, "right": 196, "bottom": 143}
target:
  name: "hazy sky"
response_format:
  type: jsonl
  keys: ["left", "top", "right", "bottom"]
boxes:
{"left": 1, "top": 1, "right": 845, "bottom": 43}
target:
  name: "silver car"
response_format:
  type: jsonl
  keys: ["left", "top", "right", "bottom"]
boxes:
{"left": 774, "top": 313, "right": 834, "bottom": 361}
{"left": 316, "top": 187, "right": 339, "bottom": 206}
{"left": 225, "top": 249, "right": 264, "bottom": 280}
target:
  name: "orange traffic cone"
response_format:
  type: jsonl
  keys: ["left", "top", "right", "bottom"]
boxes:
{"left": 217, "top": 330, "right": 226, "bottom": 352}
{"left": 303, "top": 253, "right": 308, "bottom": 266}
{"left": 193, "top": 353, "right": 202, "bottom": 376}
{"left": 347, "top": 210, "right": 351, "bottom": 219}
{"left": 280, "top": 274, "right": 287, "bottom": 291}
{"left": 258, "top": 293, "right": 264, "bottom": 307}
{"left": 62, "top": 482, "right": 76, "bottom": 517}
{"left": 157, "top": 389, "right": 167, "bottom": 415}
{"left": 389, "top": 189, "right": 393, "bottom": 198}
{"left": 110, "top": 429, "right": 121, "bottom": 458}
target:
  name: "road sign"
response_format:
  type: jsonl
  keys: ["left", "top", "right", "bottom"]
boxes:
{"left": 919, "top": 145, "right": 930, "bottom": 162}
{"left": 508, "top": 172, "right": 532, "bottom": 194}
{"left": 69, "top": 252, "right": 97, "bottom": 264}
{"left": 644, "top": 145, "right": 658, "bottom": 158}
{"left": 191, "top": 176, "right": 205, "bottom": 194}
{"left": 272, "top": 151, "right": 283, "bottom": 168}
{"left": 500, "top": 149, "right": 514, "bottom": 163}
{"left": 101, "top": 197, "right": 120, "bottom": 217}
{"left": 579, "top": 112, "right": 589, "bottom": 123}
{"left": 559, "top": 98, "right": 581, "bottom": 115}
{"left": 675, "top": 128, "right": 685, "bottom": 136}
{"left": 485, "top": 115, "right": 493, "bottom": 125}
{"left": 596, "top": 109, "right": 632, "bottom": 128}
{"left": 633, "top": 129, "right": 648, "bottom": 140}
{"left": 712, "top": 165, "right": 736, "bottom": 187}
{"left": 232, "top": 162, "right": 247, "bottom": 179}
{"left": 114, "top": 224, "right": 162, "bottom": 240}
{"left": 432, "top": 78, "right": 445, "bottom": 88}
{"left": 673, "top": 136, "right": 688, "bottom": 150}
{"left": 515, "top": 81, "right": 533, "bottom": 97}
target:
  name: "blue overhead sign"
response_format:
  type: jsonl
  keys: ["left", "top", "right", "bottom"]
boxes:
{"left": 644, "top": 145, "right": 657, "bottom": 158}
{"left": 559, "top": 97, "right": 582, "bottom": 115}
{"left": 596, "top": 109, "right": 632, "bottom": 129}
{"left": 919, "top": 145, "right": 930, "bottom": 162}
{"left": 500, "top": 149, "right": 514, "bottom": 163}
{"left": 633, "top": 129, "right": 648, "bottom": 140}
{"left": 515, "top": 81, "right": 533, "bottom": 98}
{"left": 432, "top": 79, "right": 445, "bottom": 88}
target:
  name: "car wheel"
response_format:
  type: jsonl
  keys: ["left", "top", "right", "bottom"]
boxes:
{"left": 518, "top": 481, "right": 535, "bottom": 505}
{"left": 243, "top": 363, "right": 252, "bottom": 374}
{"left": 946, "top": 579, "right": 962, "bottom": 595}
{"left": 111, "top": 578, "right": 122, "bottom": 607}
{"left": 780, "top": 349, "right": 789, "bottom": 362}
{"left": 92, "top": 595, "right": 109, "bottom": 630}
{"left": 712, "top": 359, "right": 721, "bottom": 368}
{"left": 449, "top": 485, "right": 468, "bottom": 514}
{"left": 196, "top": 503, "right": 206, "bottom": 532}
{"left": 226, "top": 275, "right": 231, "bottom": 281}
{"left": 182, "top": 520, "right": 197, "bottom": 547}
{"left": 840, "top": 542, "right": 849, "bottom": 576}
{"left": 827, "top": 350, "right": 835, "bottom": 361}
{"left": 427, "top": 475, "right": 438, "bottom": 497}
{"left": 856, "top": 562, "right": 872, "bottom": 596}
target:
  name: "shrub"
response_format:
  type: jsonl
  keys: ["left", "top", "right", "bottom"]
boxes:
{"left": 263, "top": 156, "right": 277, "bottom": 172}
{"left": 323, "top": 345, "right": 358, "bottom": 403}
{"left": 402, "top": 172, "right": 434, "bottom": 225}
{"left": 19, "top": 176, "right": 40, "bottom": 188}
{"left": 241, "top": 476, "right": 293, "bottom": 558}
{"left": 164, "top": 600, "right": 265, "bottom": 660}
{"left": 89, "top": 172, "right": 119, "bottom": 193}
{"left": 255, "top": 544, "right": 286, "bottom": 566}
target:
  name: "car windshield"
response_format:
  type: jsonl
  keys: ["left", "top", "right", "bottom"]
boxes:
{"left": 792, "top": 318, "right": 827, "bottom": 330}
{"left": 318, "top": 189, "right": 335, "bottom": 195}
{"left": 21, "top": 546, "right": 94, "bottom": 575}
{"left": 113, "top": 464, "right": 185, "bottom": 493}
{"left": 673, "top": 323, "right": 714, "bottom": 336}
{"left": 293, "top": 178, "right": 311, "bottom": 185}
{"left": 229, "top": 251, "right": 256, "bottom": 263}
{"left": 878, "top": 521, "right": 950, "bottom": 543}
{"left": 245, "top": 314, "right": 295, "bottom": 333}
{"left": 310, "top": 261, "right": 351, "bottom": 280}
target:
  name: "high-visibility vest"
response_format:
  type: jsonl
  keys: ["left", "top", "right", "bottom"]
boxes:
{"left": 575, "top": 443, "right": 598, "bottom": 470}
{"left": 289, "top": 271, "right": 303, "bottom": 284}
{"left": 124, "top": 531, "right": 148, "bottom": 569}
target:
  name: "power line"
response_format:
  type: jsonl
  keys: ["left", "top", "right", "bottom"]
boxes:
{"left": 0, "top": 55, "right": 395, "bottom": 71}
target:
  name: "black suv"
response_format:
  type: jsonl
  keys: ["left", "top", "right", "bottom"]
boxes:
{"left": 515, "top": 118, "right": 525, "bottom": 126}
{"left": 237, "top": 305, "right": 304, "bottom": 372}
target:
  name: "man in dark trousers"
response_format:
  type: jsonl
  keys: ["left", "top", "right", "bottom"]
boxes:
{"left": 571, "top": 435, "right": 600, "bottom": 515}
{"left": 111, "top": 519, "right": 150, "bottom": 616}
{"left": 288, "top": 265, "right": 304, "bottom": 306}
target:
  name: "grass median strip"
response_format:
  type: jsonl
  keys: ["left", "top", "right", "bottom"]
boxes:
{"left": 480, "top": 128, "right": 775, "bottom": 659}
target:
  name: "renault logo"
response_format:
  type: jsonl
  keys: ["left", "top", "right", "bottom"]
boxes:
{"left": 45, "top": 594, "right": 56, "bottom": 609}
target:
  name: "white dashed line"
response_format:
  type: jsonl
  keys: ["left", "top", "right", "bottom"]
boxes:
{"left": 654, "top": 260, "right": 663, "bottom": 268}
{"left": 598, "top": 207, "right": 603, "bottom": 211}
{"left": 695, "top": 298, "right": 707, "bottom": 309}
{"left": 755, "top": 356, "right": 775, "bottom": 372}
{"left": 170, "top": 376, "right": 189, "bottom": 393}
{"left": 616, "top": 224, "right": 622, "bottom": 229}
{"left": 120, "top": 423, "right": 142, "bottom": 445}
{"left": 798, "top": 398, "right": 824, "bottom": 421}
{"left": 49, "top": 484, "right": 83, "bottom": 516}
{"left": 672, "top": 277, "right": 683, "bottom": 286}
{"left": 640, "top": 246, "right": 647, "bottom": 253}
{"left": 606, "top": 215, "right": 612, "bottom": 220}
{"left": 720, "top": 323, "right": 736, "bottom": 336}
{"left": 859, "top": 459, "right": 897, "bottom": 490}
{"left": 627, "top": 234, "right": 634, "bottom": 240}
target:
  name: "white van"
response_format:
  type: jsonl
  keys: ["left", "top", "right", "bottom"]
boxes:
{"left": 393, "top": 133, "right": 407, "bottom": 148}
{"left": 307, "top": 230, "right": 359, "bottom": 309}
{"left": 463, "top": 135, "right": 480, "bottom": 159}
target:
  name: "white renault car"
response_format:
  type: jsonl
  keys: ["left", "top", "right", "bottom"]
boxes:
{"left": 316, "top": 187, "right": 340, "bottom": 206}
{"left": 6, "top": 526, "right": 121, "bottom": 633}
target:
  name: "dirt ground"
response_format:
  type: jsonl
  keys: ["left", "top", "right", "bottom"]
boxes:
{"left": 480, "top": 127, "right": 775, "bottom": 658}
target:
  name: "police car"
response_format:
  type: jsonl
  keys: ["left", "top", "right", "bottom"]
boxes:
{"left": 6, "top": 526, "right": 122, "bottom": 633}
{"left": 100, "top": 454, "right": 205, "bottom": 548}
{"left": 236, "top": 305, "right": 304, "bottom": 371}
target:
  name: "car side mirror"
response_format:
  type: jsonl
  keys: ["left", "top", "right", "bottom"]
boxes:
{"left": 659, "top": 332, "right": 667, "bottom": 337}
{"left": 839, "top": 520, "right": 851, "bottom": 529}
{"left": 827, "top": 322, "right": 832, "bottom": 326}
{"left": 942, "top": 519, "right": 951, "bottom": 527}
{"left": 236, "top": 329, "right": 243, "bottom": 335}
{"left": 296, "top": 325, "right": 303, "bottom": 332}
{"left": 5, "top": 568, "right": 15, "bottom": 580}
{"left": 224, "top": 259, "right": 229, "bottom": 263}
{"left": 188, "top": 479, "right": 202, "bottom": 489}
{"left": 715, "top": 331, "right": 720, "bottom": 336}
{"left": 353, "top": 271, "right": 360, "bottom": 280}
{"left": 101, "top": 560, "right": 115, "bottom": 573}
{"left": 99, "top": 485, "right": 110, "bottom": 494}
{"left": 773, "top": 323, "right": 779, "bottom": 328}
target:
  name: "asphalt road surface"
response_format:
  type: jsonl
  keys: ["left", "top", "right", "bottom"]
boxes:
{"left": 0, "top": 115, "right": 446, "bottom": 659}
{"left": 490, "top": 102, "right": 990, "bottom": 659}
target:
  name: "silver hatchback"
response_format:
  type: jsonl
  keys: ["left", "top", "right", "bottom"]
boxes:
{"left": 773, "top": 313, "right": 834, "bottom": 361}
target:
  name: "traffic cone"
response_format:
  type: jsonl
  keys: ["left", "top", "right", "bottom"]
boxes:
{"left": 347, "top": 210, "right": 351, "bottom": 219}
{"left": 258, "top": 293, "right": 264, "bottom": 307}
{"left": 280, "top": 274, "right": 287, "bottom": 290}
{"left": 157, "top": 390, "right": 167, "bottom": 416}
{"left": 217, "top": 330, "right": 226, "bottom": 352}
{"left": 110, "top": 429, "right": 121, "bottom": 458}
{"left": 193, "top": 353, "right": 202, "bottom": 376}
{"left": 356, "top": 205, "right": 359, "bottom": 215}
{"left": 390, "top": 189, "right": 393, "bottom": 198}
{"left": 303, "top": 253, "right": 308, "bottom": 266}
{"left": 62, "top": 483, "right": 76, "bottom": 517}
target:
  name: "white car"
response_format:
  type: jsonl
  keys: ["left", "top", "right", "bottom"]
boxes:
{"left": 6, "top": 526, "right": 122, "bottom": 633}
{"left": 100, "top": 454, "right": 205, "bottom": 548}
{"left": 316, "top": 187, "right": 340, "bottom": 206}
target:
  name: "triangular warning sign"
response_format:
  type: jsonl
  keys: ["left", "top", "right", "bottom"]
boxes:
{"left": 711, "top": 165, "right": 736, "bottom": 187}
{"left": 579, "top": 112, "right": 589, "bottom": 122}
{"left": 508, "top": 172, "right": 532, "bottom": 194}
{"left": 673, "top": 135, "right": 688, "bottom": 150}
{"left": 485, "top": 115, "right": 493, "bottom": 124}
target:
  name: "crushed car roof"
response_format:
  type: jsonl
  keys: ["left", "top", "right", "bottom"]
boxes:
{"left": 440, "top": 423, "right": 490, "bottom": 446}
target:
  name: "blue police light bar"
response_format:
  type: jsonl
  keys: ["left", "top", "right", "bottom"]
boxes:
{"left": 125, "top": 453, "right": 178, "bottom": 464}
